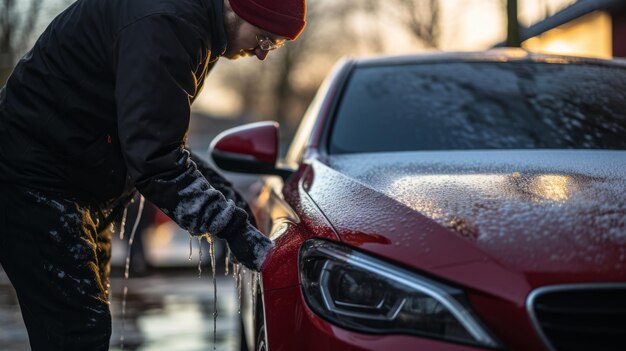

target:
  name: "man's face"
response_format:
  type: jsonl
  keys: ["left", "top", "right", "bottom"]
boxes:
{"left": 223, "top": 5, "right": 287, "bottom": 61}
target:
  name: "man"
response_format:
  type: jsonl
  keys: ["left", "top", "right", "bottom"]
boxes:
{"left": 0, "top": 0, "right": 306, "bottom": 349}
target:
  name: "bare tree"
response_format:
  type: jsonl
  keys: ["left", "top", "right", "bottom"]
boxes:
{"left": 505, "top": 0, "right": 520, "bottom": 47}
{"left": 272, "top": 42, "right": 302, "bottom": 131}
{"left": 211, "top": 0, "right": 444, "bottom": 137}
{"left": 215, "top": 0, "right": 362, "bottom": 133}
{"left": 1, "top": 0, "right": 43, "bottom": 83}
{"left": 385, "top": 0, "right": 441, "bottom": 49}
{"left": 267, "top": 0, "right": 409, "bottom": 130}
{"left": 269, "top": 0, "right": 332, "bottom": 130}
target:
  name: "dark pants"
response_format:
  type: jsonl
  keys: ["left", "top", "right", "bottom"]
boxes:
{"left": 0, "top": 183, "right": 115, "bottom": 350}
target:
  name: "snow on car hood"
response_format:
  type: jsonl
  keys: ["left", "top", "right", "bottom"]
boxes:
{"left": 325, "top": 150, "right": 626, "bottom": 274}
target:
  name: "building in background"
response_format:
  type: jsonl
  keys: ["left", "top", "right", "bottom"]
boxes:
{"left": 498, "top": 0, "right": 626, "bottom": 58}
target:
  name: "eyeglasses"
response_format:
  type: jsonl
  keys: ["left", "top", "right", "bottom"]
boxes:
{"left": 256, "top": 34, "right": 285, "bottom": 51}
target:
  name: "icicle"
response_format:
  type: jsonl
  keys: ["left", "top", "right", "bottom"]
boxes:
{"left": 224, "top": 246, "right": 231, "bottom": 276}
{"left": 121, "top": 196, "right": 145, "bottom": 349}
{"left": 119, "top": 207, "right": 128, "bottom": 240}
{"left": 197, "top": 236, "right": 203, "bottom": 278}
{"left": 232, "top": 263, "right": 239, "bottom": 292}
{"left": 188, "top": 234, "right": 193, "bottom": 261}
{"left": 208, "top": 235, "right": 216, "bottom": 280}
{"left": 120, "top": 286, "right": 128, "bottom": 349}
{"left": 124, "top": 196, "right": 145, "bottom": 279}
{"left": 238, "top": 265, "right": 244, "bottom": 314}
{"left": 207, "top": 235, "right": 218, "bottom": 350}
{"left": 232, "top": 264, "right": 240, "bottom": 314}
{"left": 251, "top": 272, "right": 258, "bottom": 325}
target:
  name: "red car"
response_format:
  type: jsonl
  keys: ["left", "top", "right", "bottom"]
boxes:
{"left": 210, "top": 50, "right": 626, "bottom": 351}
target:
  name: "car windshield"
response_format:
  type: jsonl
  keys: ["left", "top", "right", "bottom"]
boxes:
{"left": 329, "top": 62, "right": 626, "bottom": 153}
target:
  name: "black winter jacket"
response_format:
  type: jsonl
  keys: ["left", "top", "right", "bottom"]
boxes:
{"left": 0, "top": 0, "right": 249, "bottom": 238}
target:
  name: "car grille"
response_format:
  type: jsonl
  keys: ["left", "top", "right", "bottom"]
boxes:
{"left": 528, "top": 285, "right": 626, "bottom": 351}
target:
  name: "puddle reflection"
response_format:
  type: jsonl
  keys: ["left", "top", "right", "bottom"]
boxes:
{"left": 0, "top": 268, "right": 240, "bottom": 351}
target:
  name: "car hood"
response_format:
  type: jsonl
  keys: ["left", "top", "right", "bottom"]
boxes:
{"left": 304, "top": 150, "right": 626, "bottom": 295}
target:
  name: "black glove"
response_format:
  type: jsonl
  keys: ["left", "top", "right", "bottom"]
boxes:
{"left": 188, "top": 150, "right": 271, "bottom": 269}
{"left": 226, "top": 223, "right": 274, "bottom": 271}
{"left": 218, "top": 207, "right": 273, "bottom": 271}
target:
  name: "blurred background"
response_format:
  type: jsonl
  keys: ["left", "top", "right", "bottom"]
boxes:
{"left": 5, "top": 0, "right": 625, "bottom": 142}
{"left": 1, "top": 0, "right": 625, "bottom": 349}
{"left": 4, "top": 0, "right": 625, "bottom": 180}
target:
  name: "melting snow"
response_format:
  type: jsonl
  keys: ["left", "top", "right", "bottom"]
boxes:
{"left": 168, "top": 170, "right": 237, "bottom": 236}
{"left": 328, "top": 150, "right": 626, "bottom": 268}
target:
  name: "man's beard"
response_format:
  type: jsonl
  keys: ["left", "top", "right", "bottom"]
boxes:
{"left": 223, "top": 9, "right": 244, "bottom": 59}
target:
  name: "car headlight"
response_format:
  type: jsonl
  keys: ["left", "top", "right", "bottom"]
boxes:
{"left": 299, "top": 239, "right": 500, "bottom": 348}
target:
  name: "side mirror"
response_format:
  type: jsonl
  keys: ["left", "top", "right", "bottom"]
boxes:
{"left": 209, "top": 121, "right": 293, "bottom": 179}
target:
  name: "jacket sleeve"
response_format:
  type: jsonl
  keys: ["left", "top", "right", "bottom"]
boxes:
{"left": 113, "top": 14, "right": 248, "bottom": 238}
{"left": 188, "top": 149, "right": 257, "bottom": 227}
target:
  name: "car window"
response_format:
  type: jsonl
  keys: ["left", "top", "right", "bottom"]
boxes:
{"left": 329, "top": 62, "right": 626, "bottom": 153}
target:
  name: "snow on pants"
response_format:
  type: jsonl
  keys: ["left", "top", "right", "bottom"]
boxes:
{"left": 0, "top": 183, "right": 114, "bottom": 351}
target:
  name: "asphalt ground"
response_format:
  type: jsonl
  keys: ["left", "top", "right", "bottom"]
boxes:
{"left": 0, "top": 266, "right": 242, "bottom": 351}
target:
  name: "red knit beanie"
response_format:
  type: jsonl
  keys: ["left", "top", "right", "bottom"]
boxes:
{"left": 229, "top": 0, "right": 306, "bottom": 40}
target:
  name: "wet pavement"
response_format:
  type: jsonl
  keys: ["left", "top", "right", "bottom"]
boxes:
{"left": 0, "top": 266, "right": 242, "bottom": 351}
